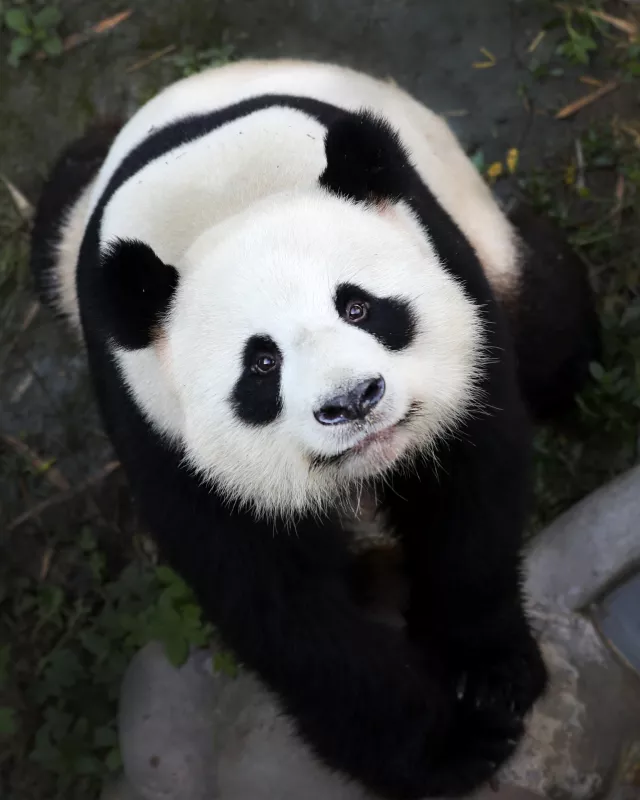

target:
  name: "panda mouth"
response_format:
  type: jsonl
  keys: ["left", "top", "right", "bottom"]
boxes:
{"left": 311, "top": 405, "right": 420, "bottom": 469}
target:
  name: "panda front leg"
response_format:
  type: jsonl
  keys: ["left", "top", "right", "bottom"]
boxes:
{"left": 384, "top": 398, "right": 548, "bottom": 792}
{"left": 152, "top": 497, "right": 497, "bottom": 800}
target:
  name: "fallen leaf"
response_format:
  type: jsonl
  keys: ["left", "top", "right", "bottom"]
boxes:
{"left": 506, "top": 148, "right": 519, "bottom": 174}
{"left": 564, "top": 164, "right": 576, "bottom": 186}
{"left": 486, "top": 161, "right": 503, "bottom": 182}
{"left": 472, "top": 47, "right": 497, "bottom": 69}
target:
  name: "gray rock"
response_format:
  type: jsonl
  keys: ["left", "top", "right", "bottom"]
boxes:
{"left": 525, "top": 465, "right": 640, "bottom": 612}
{"left": 116, "top": 642, "right": 368, "bottom": 800}
{"left": 118, "top": 643, "right": 219, "bottom": 800}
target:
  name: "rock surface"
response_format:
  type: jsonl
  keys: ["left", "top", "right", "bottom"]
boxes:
{"left": 525, "top": 465, "right": 640, "bottom": 612}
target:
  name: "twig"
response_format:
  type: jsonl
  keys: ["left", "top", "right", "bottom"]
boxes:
{"left": 575, "top": 138, "right": 586, "bottom": 190}
{"left": 126, "top": 44, "right": 176, "bottom": 73}
{"left": 584, "top": 8, "right": 637, "bottom": 37}
{"left": 39, "top": 546, "right": 54, "bottom": 580}
{"left": 10, "top": 373, "right": 34, "bottom": 404}
{"left": 555, "top": 80, "right": 619, "bottom": 120}
{"left": 35, "top": 10, "right": 133, "bottom": 60}
{"left": 0, "top": 174, "right": 34, "bottom": 222}
{"left": 579, "top": 76, "right": 603, "bottom": 87}
{"left": 556, "top": 4, "right": 638, "bottom": 37}
{"left": 612, "top": 174, "right": 626, "bottom": 230}
{"left": 1, "top": 433, "right": 70, "bottom": 491}
{"left": 7, "top": 461, "right": 120, "bottom": 532}
{"left": 527, "top": 30, "right": 546, "bottom": 53}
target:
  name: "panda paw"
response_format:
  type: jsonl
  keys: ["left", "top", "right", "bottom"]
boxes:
{"left": 455, "top": 636, "right": 548, "bottom": 720}
{"left": 421, "top": 705, "right": 524, "bottom": 797}
{"left": 421, "top": 639, "right": 547, "bottom": 797}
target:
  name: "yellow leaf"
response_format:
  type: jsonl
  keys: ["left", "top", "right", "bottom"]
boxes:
{"left": 486, "top": 161, "right": 503, "bottom": 183}
{"left": 506, "top": 148, "right": 519, "bottom": 174}
{"left": 564, "top": 164, "right": 576, "bottom": 186}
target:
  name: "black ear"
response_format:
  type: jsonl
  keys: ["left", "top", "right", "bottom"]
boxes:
{"left": 96, "top": 238, "right": 179, "bottom": 350}
{"left": 319, "top": 111, "right": 414, "bottom": 203}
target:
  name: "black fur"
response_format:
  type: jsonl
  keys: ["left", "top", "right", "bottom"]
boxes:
{"left": 231, "top": 335, "right": 283, "bottom": 425}
{"left": 32, "top": 99, "right": 557, "bottom": 800}
{"left": 335, "top": 283, "right": 417, "bottom": 351}
{"left": 30, "top": 119, "right": 122, "bottom": 312}
{"left": 507, "top": 203, "right": 600, "bottom": 420}
{"left": 319, "top": 111, "right": 412, "bottom": 202}
{"left": 88, "top": 238, "right": 179, "bottom": 350}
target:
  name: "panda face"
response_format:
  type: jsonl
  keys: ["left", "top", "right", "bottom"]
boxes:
{"left": 120, "top": 189, "right": 484, "bottom": 517}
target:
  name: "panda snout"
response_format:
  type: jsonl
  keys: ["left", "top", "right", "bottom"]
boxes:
{"left": 314, "top": 376, "right": 385, "bottom": 426}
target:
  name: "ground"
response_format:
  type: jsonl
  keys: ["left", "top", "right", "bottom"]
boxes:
{"left": 0, "top": 1, "right": 638, "bottom": 798}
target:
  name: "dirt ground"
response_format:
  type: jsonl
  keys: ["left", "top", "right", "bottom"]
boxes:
{"left": 0, "top": 1, "right": 638, "bottom": 798}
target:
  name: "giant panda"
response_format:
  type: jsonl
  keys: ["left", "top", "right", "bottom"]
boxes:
{"left": 30, "top": 60, "right": 597, "bottom": 799}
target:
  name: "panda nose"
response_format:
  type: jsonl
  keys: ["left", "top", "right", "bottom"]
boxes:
{"left": 314, "top": 377, "right": 386, "bottom": 426}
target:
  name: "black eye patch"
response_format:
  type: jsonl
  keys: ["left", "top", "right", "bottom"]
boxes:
{"left": 231, "top": 335, "right": 283, "bottom": 425}
{"left": 335, "top": 283, "right": 416, "bottom": 351}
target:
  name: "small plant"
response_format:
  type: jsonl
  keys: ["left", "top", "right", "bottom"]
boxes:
{"left": 522, "top": 122, "right": 640, "bottom": 530}
{"left": 4, "top": 3, "right": 63, "bottom": 67}
{"left": 0, "top": 524, "right": 220, "bottom": 799}
{"left": 557, "top": 10, "right": 598, "bottom": 64}
{"left": 170, "top": 41, "right": 235, "bottom": 78}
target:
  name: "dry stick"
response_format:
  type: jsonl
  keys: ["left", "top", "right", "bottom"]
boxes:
{"left": 35, "top": 10, "right": 133, "bottom": 60}
{"left": 0, "top": 433, "right": 70, "bottom": 491}
{"left": 126, "top": 44, "right": 176, "bottom": 73}
{"left": 555, "top": 80, "right": 619, "bottom": 120}
{"left": 7, "top": 461, "right": 120, "bottom": 533}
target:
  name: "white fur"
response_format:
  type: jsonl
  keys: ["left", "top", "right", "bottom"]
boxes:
{"left": 116, "top": 190, "right": 484, "bottom": 517}
{"left": 56, "top": 61, "right": 520, "bottom": 327}
{"left": 52, "top": 59, "right": 515, "bottom": 517}
{"left": 51, "top": 181, "right": 95, "bottom": 330}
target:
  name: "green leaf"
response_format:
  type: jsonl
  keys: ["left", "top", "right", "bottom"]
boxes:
{"left": 469, "top": 150, "right": 485, "bottom": 173}
{"left": 589, "top": 362, "right": 605, "bottom": 381}
{"left": 8, "top": 35, "right": 32, "bottom": 66}
{"left": 5, "top": 8, "right": 31, "bottom": 35}
{"left": 163, "top": 634, "right": 189, "bottom": 666}
{"left": 106, "top": 746, "right": 122, "bottom": 771}
{"left": 33, "top": 6, "right": 62, "bottom": 30}
{"left": 213, "top": 649, "right": 238, "bottom": 678}
{"left": 75, "top": 754, "right": 102, "bottom": 775}
{"left": 0, "top": 706, "right": 17, "bottom": 736}
{"left": 93, "top": 724, "right": 118, "bottom": 749}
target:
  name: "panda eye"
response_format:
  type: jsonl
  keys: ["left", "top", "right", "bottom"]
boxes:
{"left": 252, "top": 352, "right": 279, "bottom": 375}
{"left": 345, "top": 300, "right": 369, "bottom": 323}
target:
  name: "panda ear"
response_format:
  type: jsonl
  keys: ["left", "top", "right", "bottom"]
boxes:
{"left": 319, "top": 111, "right": 414, "bottom": 203}
{"left": 96, "top": 238, "right": 179, "bottom": 350}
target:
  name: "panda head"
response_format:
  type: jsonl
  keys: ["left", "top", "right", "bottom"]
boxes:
{"left": 100, "top": 113, "right": 485, "bottom": 518}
